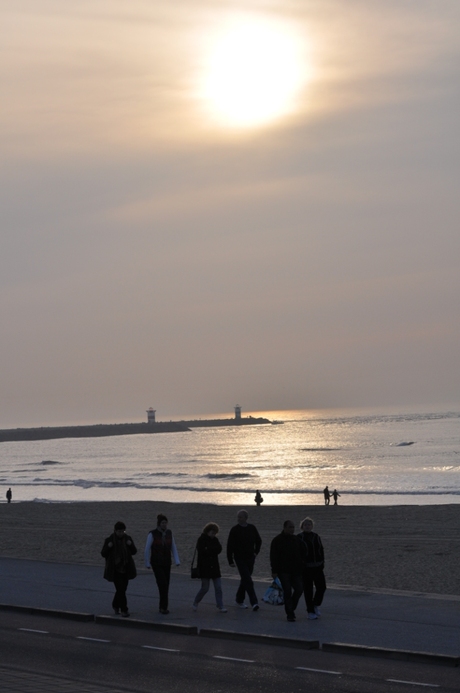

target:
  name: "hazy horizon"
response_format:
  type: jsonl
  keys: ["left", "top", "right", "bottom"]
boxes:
{"left": 2, "top": 1, "right": 459, "bottom": 428}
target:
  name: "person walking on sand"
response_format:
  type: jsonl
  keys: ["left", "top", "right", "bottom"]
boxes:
{"left": 270, "top": 520, "right": 303, "bottom": 622}
{"left": 6, "top": 488, "right": 12, "bottom": 503}
{"left": 192, "top": 522, "right": 227, "bottom": 613}
{"left": 323, "top": 486, "right": 330, "bottom": 505}
{"left": 101, "top": 521, "right": 137, "bottom": 617}
{"left": 144, "top": 513, "right": 180, "bottom": 615}
{"left": 298, "top": 517, "right": 326, "bottom": 620}
{"left": 332, "top": 489, "right": 341, "bottom": 505}
{"left": 254, "top": 490, "right": 264, "bottom": 507}
{"left": 227, "top": 509, "right": 262, "bottom": 611}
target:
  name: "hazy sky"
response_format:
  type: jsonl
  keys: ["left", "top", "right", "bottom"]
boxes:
{"left": 1, "top": 0, "right": 459, "bottom": 427}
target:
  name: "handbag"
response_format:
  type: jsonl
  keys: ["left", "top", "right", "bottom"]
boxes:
{"left": 191, "top": 548, "right": 200, "bottom": 579}
{"left": 262, "top": 577, "right": 284, "bottom": 605}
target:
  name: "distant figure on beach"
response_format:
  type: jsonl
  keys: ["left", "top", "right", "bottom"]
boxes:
{"left": 101, "top": 521, "right": 137, "bottom": 617}
{"left": 192, "top": 522, "right": 227, "bottom": 613}
{"left": 270, "top": 520, "right": 303, "bottom": 622}
{"left": 144, "top": 513, "right": 180, "bottom": 615}
{"left": 323, "top": 486, "right": 330, "bottom": 505}
{"left": 6, "top": 488, "right": 12, "bottom": 503}
{"left": 298, "top": 517, "right": 326, "bottom": 620}
{"left": 227, "top": 509, "right": 262, "bottom": 611}
{"left": 332, "top": 489, "right": 340, "bottom": 505}
{"left": 254, "top": 490, "right": 264, "bottom": 507}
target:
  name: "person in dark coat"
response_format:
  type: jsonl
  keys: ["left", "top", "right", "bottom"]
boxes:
{"left": 192, "top": 522, "right": 227, "bottom": 612}
{"left": 270, "top": 520, "right": 304, "bottom": 622}
{"left": 144, "top": 513, "right": 180, "bottom": 615}
{"left": 227, "top": 509, "right": 262, "bottom": 610}
{"left": 101, "top": 521, "right": 137, "bottom": 617}
{"left": 323, "top": 486, "right": 330, "bottom": 505}
{"left": 298, "top": 516, "right": 326, "bottom": 619}
{"left": 6, "top": 488, "right": 12, "bottom": 503}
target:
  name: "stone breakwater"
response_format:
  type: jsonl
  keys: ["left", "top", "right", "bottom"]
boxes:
{"left": 0, "top": 417, "right": 271, "bottom": 442}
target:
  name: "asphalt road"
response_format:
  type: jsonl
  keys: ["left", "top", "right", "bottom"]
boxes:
{"left": 1, "top": 612, "right": 458, "bottom": 693}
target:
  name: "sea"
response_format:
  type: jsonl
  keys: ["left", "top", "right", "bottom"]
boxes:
{"left": 1, "top": 407, "right": 459, "bottom": 506}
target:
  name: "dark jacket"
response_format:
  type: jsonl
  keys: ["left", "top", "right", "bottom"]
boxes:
{"left": 298, "top": 531, "right": 325, "bottom": 569}
{"left": 149, "top": 528, "right": 174, "bottom": 567}
{"left": 101, "top": 533, "right": 137, "bottom": 582}
{"left": 270, "top": 532, "right": 303, "bottom": 575}
{"left": 196, "top": 533, "right": 222, "bottom": 579}
{"left": 227, "top": 523, "right": 262, "bottom": 564}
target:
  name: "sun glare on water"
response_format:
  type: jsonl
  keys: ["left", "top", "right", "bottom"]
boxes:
{"left": 199, "top": 17, "right": 311, "bottom": 129}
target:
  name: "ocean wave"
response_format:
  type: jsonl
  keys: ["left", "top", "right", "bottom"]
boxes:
{"left": 204, "top": 473, "right": 254, "bottom": 479}
{"left": 41, "top": 460, "right": 63, "bottom": 465}
{"left": 300, "top": 448, "right": 341, "bottom": 452}
{"left": 14, "top": 479, "right": 460, "bottom": 495}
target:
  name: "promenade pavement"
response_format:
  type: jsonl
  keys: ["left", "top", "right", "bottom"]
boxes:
{"left": 0, "top": 557, "right": 459, "bottom": 658}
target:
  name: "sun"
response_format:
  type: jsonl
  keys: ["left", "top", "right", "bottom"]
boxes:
{"left": 198, "top": 16, "right": 310, "bottom": 129}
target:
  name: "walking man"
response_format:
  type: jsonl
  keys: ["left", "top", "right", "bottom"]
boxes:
{"left": 6, "top": 488, "right": 12, "bottom": 503}
{"left": 270, "top": 520, "right": 304, "bottom": 622}
{"left": 323, "top": 486, "right": 330, "bottom": 505}
{"left": 227, "top": 509, "right": 262, "bottom": 611}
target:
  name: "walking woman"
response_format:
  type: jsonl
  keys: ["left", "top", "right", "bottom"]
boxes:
{"left": 101, "top": 521, "right": 137, "bottom": 617}
{"left": 192, "top": 522, "right": 227, "bottom": 613}
{"left": 144, "top": 513, "right": 180, "bottom": 614}
{"left": 298, "top": 516, "right": 326, "bottom": 620}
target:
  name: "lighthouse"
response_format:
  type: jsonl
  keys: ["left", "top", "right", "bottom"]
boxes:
{"left": 146, "top": 408, "right": 156, "bottom": 424}
{"left": 234, "top": 405, "right": 242, "bottom": 421}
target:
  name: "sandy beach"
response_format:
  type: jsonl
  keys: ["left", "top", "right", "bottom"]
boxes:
{"left": 1, "top": 502, "right": 459, "bottom": 596}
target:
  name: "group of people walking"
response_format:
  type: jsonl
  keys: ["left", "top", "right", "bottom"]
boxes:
{"left": 101, "top": 510, "right": 326, "bottom": 623}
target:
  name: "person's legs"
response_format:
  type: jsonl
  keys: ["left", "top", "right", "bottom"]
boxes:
{"left": 312, "top": 568, "right": 326, "bottom": 607}
{"left": 194, "top": 578, "right": 210, "bottom": 606}
{"left": 302, "top": 569, "right": 314, "bottom": 613}
{"left": 235, "top": 558, "right": 258, "bottom": 606}
{"left": 278, "top": 572, "right": 295, "bottom": 619}
{"left": 212, "top": 578, "right": 224, "bottom": 609}
{"left": 112, "top": 573, "right": 129, "bottom": 612}
{"left": 291, "top": 574, "right": 303, "bottom": 613}
{"left": 152, "top": 564, "right": 171, "bottom": 611}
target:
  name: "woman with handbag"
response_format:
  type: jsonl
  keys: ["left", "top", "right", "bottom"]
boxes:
{"left": 192, "top": 522, "right": 227, "bottom": 613}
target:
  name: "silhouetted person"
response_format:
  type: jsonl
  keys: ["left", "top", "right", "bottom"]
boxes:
{"left": 192, "top": 522, "right": 227, "bottom": 612}
{"left": 101, "top": 521, "right": 137, "bottom": 617}
{"left": 254, "top": 490, "right": 264, "bottom": 507}
{"left": 227, "top": 509, "right": 262, "bottom": 610}
{"left": 6, "top": 488, "right": 12, "bottom": 503}
{"left": 144, "top": 513, "right": 180, "bottom": 614}
{"left": 270, "top": 520, "right": 303, "bottom": 622}
{"left": 323, "top": 486, "right": 330, "bottom": 505}
{"left": 298, "top": 517, "right": 326, "bottom": 619}
{"left": 332, "top": 489, "right": 341, "bottom": 505}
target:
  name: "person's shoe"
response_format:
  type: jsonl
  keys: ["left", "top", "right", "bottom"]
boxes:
{"left": 192, "top": 604, "right": 198, "bottom": 611}
{"left": 314, "top": 606, "right": 322, "bottom": 616}
{"left": 113, "top": 608, "right": 120, "bottom": 616}
{"left": 235, "top": 601, "right": 248, "bottom": 609}
{"left": 252, "top": 604, "right": 260, "bottom": 612}
{"left": 287, "top": 615, "right": 296, "bottom": 622}
{"left": 121, "top": 610, "right": 130, "bottom": 618}
{"left": 159, "top": 608, "right": 170, "bottom": 615}
{"left": 218, "top": 608, "right": 228, "bottom": 613}
{"left": 307, "top": 612, "right": 318, "bottom": 620}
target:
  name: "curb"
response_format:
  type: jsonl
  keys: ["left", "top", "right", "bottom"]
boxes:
{"left": 200, "top": 628, "right": 319, "bottom": 649}
{"left": 322, "top": 642, "right": 460, "bottom": 667}
{"left": 0, "top": 603, "right": 94, "bottom": 622}
{"left": 95, "top": 615, "right": 198, "bottom": 635}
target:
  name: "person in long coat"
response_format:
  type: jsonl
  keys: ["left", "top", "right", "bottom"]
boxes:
{"left": 192, "top": 523, "right": 227, "bottom": 612}
{"left": 101, "top": 521, "right": 137, "bottom": 617}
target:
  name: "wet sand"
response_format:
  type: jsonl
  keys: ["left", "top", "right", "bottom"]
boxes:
{"left": 1, "top": 501, "right": 459, "bottom": 595}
